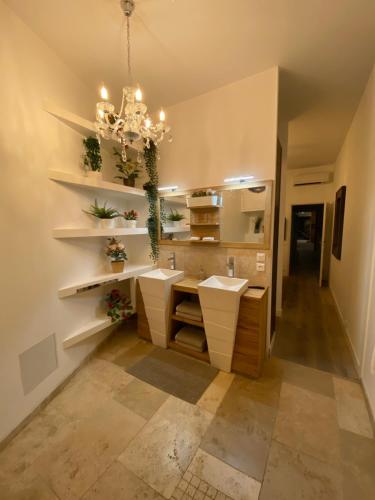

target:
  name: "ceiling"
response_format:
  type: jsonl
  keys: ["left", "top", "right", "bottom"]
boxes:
{"left": 5, "top": 0, "right": 375, "bottom": 168}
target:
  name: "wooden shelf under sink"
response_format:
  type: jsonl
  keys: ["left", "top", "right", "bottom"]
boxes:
{"left": 168, "top": 340, "right": 210, "bottom": 363}
{"left": 171, "top": 313, "right": 204, "bottom": 328}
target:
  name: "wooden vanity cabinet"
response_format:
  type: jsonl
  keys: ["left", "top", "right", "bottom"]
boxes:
{"left": 231, "top": 289, "right": 268, "bottom": 378}
{"left": 136, "top": 277, "right": 268, "bottom": 379}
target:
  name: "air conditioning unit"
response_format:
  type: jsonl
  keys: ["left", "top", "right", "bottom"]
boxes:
{"left": 293, "top": 171, "right": 331, "bottom": 186}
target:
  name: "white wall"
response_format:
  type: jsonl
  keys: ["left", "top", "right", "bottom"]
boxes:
{"left": 0, "top": 3, "right": 150, "bottom": 441}
{"left": 329, "top": 65, "right": 375, "bottom": 414}
{"left": 282, "top": 165, "right": 334, "bottom": 276}
{"left": 159, "top": 67, "right": 279, "bottom": 188}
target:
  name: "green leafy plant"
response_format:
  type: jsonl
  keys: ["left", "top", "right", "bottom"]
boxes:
{"left": 105, "top": 237, "right": 128, "bottom": 261}
{"left": 123, "top": 209, "right": 138, "bottom": 220}
{"left": 83, "top": 200, "right": 119, "bottom": 219}
{"left": 143, "top": 141, "right": 159, "bottom": 262}
{"left": 113, "top": 147, "right": 142, "bottom": 186}
{"left": 83, "top": 136, "right": 102, "bottom": 172}
{"left": 105, "top": 289, "right": 133, "bottom": 322}
{"left": 191, "top": 189, "right": 216, "bottom": 198}
{"left": 167, "top": 209, "right": 185, "bottom": 222}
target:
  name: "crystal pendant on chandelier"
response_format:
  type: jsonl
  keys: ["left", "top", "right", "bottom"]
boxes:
{"left": 95, "top": 0, "right": 171, "bottom": 152}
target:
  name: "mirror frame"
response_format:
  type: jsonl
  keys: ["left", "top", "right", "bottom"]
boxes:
{"left": 158, "top": 179, "right": 273, "bottom": 249}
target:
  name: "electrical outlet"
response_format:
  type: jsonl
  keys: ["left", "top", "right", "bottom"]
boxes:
{"left": 256, "top": 252, "right": 266, "bottom": 262}
{"left": 256, "top": 262, "right": 265, "bottom": 272}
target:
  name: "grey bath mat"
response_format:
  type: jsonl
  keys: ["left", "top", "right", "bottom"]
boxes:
{"left": 127, "top": 347, "right": 218, "bottom": 404}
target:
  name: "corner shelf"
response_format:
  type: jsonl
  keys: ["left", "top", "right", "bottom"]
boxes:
{"left": 58, "top": 263, "right": 155, "bottom": 298}
{"left": 44, "top": 101, "right": 141, "bottom": 153}
{"left": 48, "top": 170, "right": 146, "bottom": 199}
{"left": 163, "top": 226, "right": 191, "bottom": 233}
{"left": 53, "top": 227, "right": 148, "bottom": 238}
{"left": 63, "top": 317, "right": 120, "bottom": 348}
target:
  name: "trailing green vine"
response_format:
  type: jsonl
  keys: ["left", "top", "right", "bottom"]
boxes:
{"left": 143, "top": 140, "right": 159, "bottom": 262}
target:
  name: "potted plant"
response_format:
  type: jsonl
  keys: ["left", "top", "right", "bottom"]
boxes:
{"left": 83, "top": 200, "right": 119, "bottom": 229}
{"left": 113, "top": 147, "right": 142, "bottom": 187}
{"left": 167, "top": 209, "right": 185, "bottom": 227}
{"left": 83, "top": 136, "right": 103, "bottom": 178}
{"left": 186, "top": 189, "right": 222, "bottom": 208}
{"left": 104, "top": 289, "right": 133, "bottom": 322}
{"left": 123, "top": 209, "right": 138, "bottom": 229}
{"left": 105, "top": 237, "right": 128, "bottom": 273}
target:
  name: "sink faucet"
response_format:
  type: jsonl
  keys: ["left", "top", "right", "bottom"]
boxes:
{"left": 168, "top": 252, "right": 176, "bottom": 270}
{"left": 227, "top": 256, "right": 235, "bottom": 277}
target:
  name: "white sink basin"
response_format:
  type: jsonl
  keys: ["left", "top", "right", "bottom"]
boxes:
{"left": 198, "top": 275, "right": 249, "bottom": 294}
{"left": 198, "top": 275, "right": 248, "bottom": 372}
{"left": 139, "top": 268, "right": 184, "bottom": 347}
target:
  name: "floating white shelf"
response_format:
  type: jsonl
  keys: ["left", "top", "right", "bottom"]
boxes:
{"left": 58, "top": 263, "right": 155, "bottom": 298}
{"left": 63, "top": 316, "right": 119, "bottom": 348}
{"left": 48, "top": 169, "right": 146, "bottom": 198}
{"left": 53, "top": 227, "right": 148, "bottom": 238}
{"left": 163, "top": 226, "right": 191, "bottom": 233}
{"left": 44, "top": 101, "right": 141, "bottom": 153}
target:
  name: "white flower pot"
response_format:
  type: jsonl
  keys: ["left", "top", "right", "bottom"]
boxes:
{"left": 98, "top": 218, "right": 115, "bottom": 229}
{"left": 124, "top": 220, "right": 137, "bottom": 229}
{"left": 168, "top": 220, "right": 182, "bottom": 227}
{"left": 86, "top": 170, "right": 102, "bottom": 179}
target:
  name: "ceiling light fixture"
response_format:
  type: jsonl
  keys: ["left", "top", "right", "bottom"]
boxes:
{"left": 95, "top": 0, "right": 171, "bottom": 162}
{"left": 224, "top": 176, "right": 254, "bottom": 183}
{"left": 158, "top": 185, "right": 179, "bottom": 192}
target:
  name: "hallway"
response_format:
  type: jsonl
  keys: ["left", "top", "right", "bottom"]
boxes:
{"left": 273, "top": 275, "right": 358, "bottom": 379}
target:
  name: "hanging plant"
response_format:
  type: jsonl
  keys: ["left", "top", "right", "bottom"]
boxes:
{"left": 143, "top": 140, "right": 159, "bottom": 262}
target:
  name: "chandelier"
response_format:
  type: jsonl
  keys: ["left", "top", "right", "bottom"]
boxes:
{"left": 95, "top": 0, "right": 171, "bottom": 161}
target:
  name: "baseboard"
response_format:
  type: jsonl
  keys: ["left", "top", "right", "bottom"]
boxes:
{"left": 330, "top": 287, "right": 361, "bottom": 372}
{"left": 0, "top": 323, "right": 123, "bottom": 452}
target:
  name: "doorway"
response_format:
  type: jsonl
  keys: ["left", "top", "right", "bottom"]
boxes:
{"left": 289, "top": 204, "right": 324, "bottom": 278}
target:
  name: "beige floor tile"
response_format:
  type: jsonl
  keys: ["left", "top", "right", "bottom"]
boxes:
{"left": 114, "top": 378, "right": 169, "bottom": 420}
{"left": 0, "top": 471, "right": 59, "bottom": 500}
{"left": 188, "top": 448, "right": 261, "bottom": 500}
{"left": 118, "top": 396, "right": 213, "bottom": 499}
{"left": 340, "top": 429, "right": 375, "bottom": 500}
{"left": 31, "top": 399, "right": 146, "bottom": 500}
{"left": 82, "top": 460, "right": 163, "bottom": 499}
{"left": 95, "top": 321, "right": 139, "bottom": 361}
{"left": 259, "top": 440, "right": 342, "bottom": 500}
{"left": 280, "top": 359, "right": 335, "bottom": 398}
{"left": 113, "top": 340, "right": 156, "bottom": 370}
{"left": 333, "top": 377, "right": 373, "bottom": 438}
{"left": 197, "top": 371, "right": 234, "bottom": 414}
{"left": 274, "top": 382, "right": 340, "bottom": 464}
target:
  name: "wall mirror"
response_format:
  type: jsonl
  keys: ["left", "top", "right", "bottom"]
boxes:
{"left": 159, "top": 180, "right": 273, "bottom": 249}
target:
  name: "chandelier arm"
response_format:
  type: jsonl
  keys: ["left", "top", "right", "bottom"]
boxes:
{"left": 126, "top": 14, "right": 132, "bottom": 85}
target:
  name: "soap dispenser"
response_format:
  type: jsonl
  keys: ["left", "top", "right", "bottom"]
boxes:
{"left": 227, "top": 256, "right": 235, "bottom": 278}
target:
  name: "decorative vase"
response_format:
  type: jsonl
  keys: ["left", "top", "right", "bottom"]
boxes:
{"left": 123, "top": 178, "right": 135, "bottom": 187}
{"left": 98, "top": 218, "right": 115, "bottom": 229}
{"left": 111, "top": 260, "right": 125, "bottom": 273}
{"left": 86, "top": 170, "right": 102, "bottom": 179}
{"left": 124, "top": 220, "right": 137, "bottom": 229}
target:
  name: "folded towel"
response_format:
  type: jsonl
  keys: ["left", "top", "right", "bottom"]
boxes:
{"left": 175, "top": 326, "right": 207, "bottom": 352}
{"left": 190, "top": 236, "right": 200, "bottom": 240}
{"left": 176, "top": 300, "right": 202, "bottom": 317}
{"left": 202, "top": 236, "right": 215, "bottom": 241}
{"left": 175, "top": 339, "right": 206, "bottom": 353}
{"left": 175, "top": 311, "right": 203, "bottom": 322}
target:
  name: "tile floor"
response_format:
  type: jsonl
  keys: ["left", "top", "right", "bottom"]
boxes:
{"left": 0, "top": 325, "right": 374, "bottom": 500}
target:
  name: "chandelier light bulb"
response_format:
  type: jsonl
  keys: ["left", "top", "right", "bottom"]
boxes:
{"left": 145, "top": 118, "right": 152, "bottom": 129}
{"left": 135, "top": 88, "right": 142, "bottom": 102}
{"left": 100, "top": 86, "right": 109, "bottom": 100}
{"left": 159, "top": 109, "right": 166, "bottom": 122}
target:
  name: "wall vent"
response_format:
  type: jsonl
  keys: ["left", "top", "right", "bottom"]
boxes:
{"left": 293, "top": 172, "right": 331, "bottom": 186}
{"left": 19, "top": 334, "right": 58, "bottom": 395}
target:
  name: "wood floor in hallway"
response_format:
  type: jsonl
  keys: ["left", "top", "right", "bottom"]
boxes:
{"left": 273, "top": 273, "right": 358, "bottom": 379}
